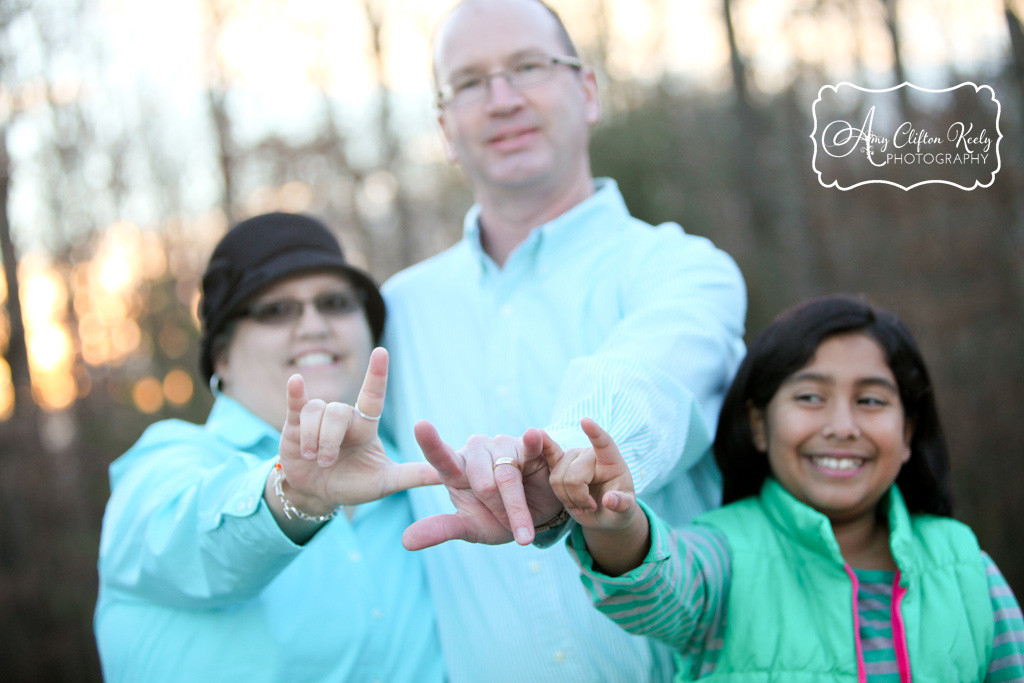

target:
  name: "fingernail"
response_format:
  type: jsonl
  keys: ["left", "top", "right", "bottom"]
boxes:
{"left": 515, "top": 527, "right": 532, "bottom": 544}
{"left": 302, "top": 450, "right": 316, "bottom": 461}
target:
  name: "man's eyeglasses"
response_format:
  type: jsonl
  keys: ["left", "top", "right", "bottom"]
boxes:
{"left": 437, "top": 53, "right": 583, "bottom": 109}
{"left": 241, "top": 291, "right": 363, "bottom": 325}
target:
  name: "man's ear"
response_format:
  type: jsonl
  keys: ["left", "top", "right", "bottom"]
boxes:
{"left": 748, "top": 402, "right": 767, "bottom": 453}
{"left": 437, "top": 112, "right": 459, "bottom": 164}
{"left": 580, "top": 66, "right": 600, "bottom": 126}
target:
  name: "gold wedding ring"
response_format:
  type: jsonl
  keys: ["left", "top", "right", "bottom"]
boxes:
{"left": 492, "top": 457, "right": 522, "bottom": 472}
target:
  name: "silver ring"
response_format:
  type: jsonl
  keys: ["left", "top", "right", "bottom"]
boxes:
{"left": 354, "top": 404, "right": 381, "bottom": 422}
{"left": 492, "top": 457, "right": 522, "bottom": 472}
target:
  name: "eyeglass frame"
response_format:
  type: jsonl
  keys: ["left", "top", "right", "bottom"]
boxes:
{"left": 435, "top": 52, "right": 584, "bottom": 109}
{"left": 237, "top": 289, "right": 367, "bottom": 326}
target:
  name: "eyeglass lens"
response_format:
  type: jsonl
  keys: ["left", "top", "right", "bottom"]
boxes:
{"left": 246, "top": 291, "right": 362, "bottom": 325}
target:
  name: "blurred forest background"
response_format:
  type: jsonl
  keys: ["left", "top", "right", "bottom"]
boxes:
{"left": 1, "top": 0, "right": 1022, "bottom": 679}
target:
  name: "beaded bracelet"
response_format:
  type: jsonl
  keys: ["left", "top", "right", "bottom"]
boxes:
{"left": 272, "top": 461, "right": 339, "bottom": 523}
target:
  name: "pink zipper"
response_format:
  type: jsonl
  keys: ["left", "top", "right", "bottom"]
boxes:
{"left": 891, "top": 571, "right": 911, "bottom": 682}
{"left": 844, "top": 564, "right": 868, "bottom": 683}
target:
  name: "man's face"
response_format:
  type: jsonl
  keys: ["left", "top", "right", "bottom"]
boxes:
{"left": 434, "top": 0, "right": 599, "bottom": 196}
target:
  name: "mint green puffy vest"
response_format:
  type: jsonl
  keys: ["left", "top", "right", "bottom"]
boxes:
{"left": 679, "top": 479, "right": 992, "bottom": 682}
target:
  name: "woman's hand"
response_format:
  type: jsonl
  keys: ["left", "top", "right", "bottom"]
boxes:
{"left": 270, "top": 348, "right": 441, "bottom": 530}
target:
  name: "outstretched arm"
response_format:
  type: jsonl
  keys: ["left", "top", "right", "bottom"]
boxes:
{"left": 270, "top": 347, "right": 440, "bottom": 542}
{"left": 542, "top": 418, "right": 649, "bottom": 576}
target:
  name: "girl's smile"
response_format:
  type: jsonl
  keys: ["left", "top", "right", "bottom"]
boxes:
{"left": 749, "top": 332, "right": 913, "bottom": 527}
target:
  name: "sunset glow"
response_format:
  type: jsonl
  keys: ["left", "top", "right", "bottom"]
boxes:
{"left": 0, "top": 221, "right": 178, "bottom": 416}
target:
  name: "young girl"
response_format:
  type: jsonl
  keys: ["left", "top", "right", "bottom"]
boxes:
{"left": 543, "top": 295, "right": 1024, "bottom": 682}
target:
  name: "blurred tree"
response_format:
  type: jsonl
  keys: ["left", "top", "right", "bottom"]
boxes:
{"left": 0, "top": 4, "right": 37, "bottom": 437}
{"left": 200, "top": 0, "right": 246, "bottom": 225}
{"left": 361, "top": 0, "right": 416, "bottom": 270}
{"left": 879, "top": 0, "right": 911, "bottom": 116}
{"left": 0, "top": 21, "right": 44, "bottom": 671}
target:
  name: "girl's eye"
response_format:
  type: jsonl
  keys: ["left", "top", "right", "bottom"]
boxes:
{"left": 794, "top": 393, "right": 823, "bottom": 404}
{"left": 858, "top": 395, "right": 889, "bottom": 407}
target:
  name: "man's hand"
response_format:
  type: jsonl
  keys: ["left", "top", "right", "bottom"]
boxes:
{"left": 275, "top": 347, "right": 441, "bottom": 516}
{"left": 402, "top": 423, "right": 565, "bottom": 550}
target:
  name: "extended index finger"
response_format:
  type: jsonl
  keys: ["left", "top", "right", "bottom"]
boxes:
{"left": 354, "top": 347, "right": 388, "bottom": 422}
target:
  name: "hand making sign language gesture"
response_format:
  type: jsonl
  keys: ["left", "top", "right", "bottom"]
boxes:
{"left": 402, "top": 425, "right": 566, "bottom": 550}
{"left": 268, "top": 347, "right": 442, "bottom": 541}
{"left": 541, "top": 418, "right": 651, "bottom": 577}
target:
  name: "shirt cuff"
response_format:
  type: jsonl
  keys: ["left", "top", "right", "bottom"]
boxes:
{"left": 213, "top": 457, "right": 304, "bottom": 552}
{"left": 566, "top": 500, "right": 671, "bottom": 584}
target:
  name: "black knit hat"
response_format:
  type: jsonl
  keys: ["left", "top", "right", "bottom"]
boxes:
{"left": 199, "top": 212, "right": 386, "bottom": 387}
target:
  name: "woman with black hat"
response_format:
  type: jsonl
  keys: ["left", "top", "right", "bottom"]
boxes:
{"left": 95, "top": 213, "right": 445, "bottom": 682}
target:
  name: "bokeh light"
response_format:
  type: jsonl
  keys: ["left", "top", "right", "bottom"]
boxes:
{"left": 163, "top": 369, "right": 194, "bottom": 406}
{"left": 0, "top": 359, "right": 12, "bottom": 420}
{"left": 132, "top": 376, "right": 164, "bottom": 413}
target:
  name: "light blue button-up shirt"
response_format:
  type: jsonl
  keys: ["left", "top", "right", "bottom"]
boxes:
{"left": 382, "top": 179, "right": 747, "bottom": 683}
{"left": 95, "top": 395, "right": 443, "bottom": 683}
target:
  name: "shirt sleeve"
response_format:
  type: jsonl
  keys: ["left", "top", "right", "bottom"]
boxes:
{"left": 542, "top": 228, "right": 746, "bottom": 497}
{"left": 566, "top": 501, "right": 730, "bottom": 672}
{"left": 97, "top": 422, "right": 304, "bottom": 609}
{"left": 983, "top": 551, "right": 1024, "bottom": 682}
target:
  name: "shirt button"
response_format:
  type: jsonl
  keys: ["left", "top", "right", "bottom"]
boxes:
{"left": 553, "top": 650, "right": 566, "bottom": 663}
{"left": 496, "top": 385, "right": 509, "bottom": 398}
{"left": 371, "top": 608, "right": 383, "bottom": 619}
{"left": 348, "top": 551, "right": 362, "bottom": 563}
{"left": 529, "top": 561, "right": 541, "bottom": 574}
{"left": 499, "top": 304, "right": 513, "bottom": 317}
{"left": 236, "top": 501, "right": 247, "bottom": 512}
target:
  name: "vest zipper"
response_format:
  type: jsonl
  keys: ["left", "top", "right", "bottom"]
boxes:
{"left": 890, "top": 571, "right": 912, "bottom": 682}
{"left": 844, "top": 564, "right": 868, "bottom": 683}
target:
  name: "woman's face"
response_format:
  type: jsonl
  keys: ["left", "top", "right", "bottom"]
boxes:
{"left": 215, "top": 272, "right": 374, "bottom": 429}
{"left": 749, "top": 333, "right": 912, "bottom": 526}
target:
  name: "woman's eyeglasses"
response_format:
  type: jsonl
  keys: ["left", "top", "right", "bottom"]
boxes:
{"left": 242, "top": 291, "right": 363, "bottom": 325}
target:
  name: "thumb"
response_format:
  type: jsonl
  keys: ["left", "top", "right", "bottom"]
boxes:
{"left": 602, "top": 490, "right": 637, "bottom": 513}
{"left": 402, "top": 514, "right": 472, "bottom": 550}
{"left": 380, "top": 462, "right": 444, "bottom": 497}
{"left": 284, "top": 374, "right": 307, "bottom": 429}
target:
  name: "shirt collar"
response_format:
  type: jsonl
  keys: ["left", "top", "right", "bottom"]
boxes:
{"left": 205, "top": 394, "right": 280, "bottom": 459}
{"left": 462, "top": 178, "right": 630, "bottom": 272}
{"left": 759, "top": 478, "right": 912, "bottom": 569}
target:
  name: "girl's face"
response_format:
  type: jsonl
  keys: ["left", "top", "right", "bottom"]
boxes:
{"left": 749, "top": 333, "right": 912, "bottom": 526}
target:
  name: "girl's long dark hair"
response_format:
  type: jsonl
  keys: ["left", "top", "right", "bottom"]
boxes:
{"left": 713, "top": 294, "right": 954, "bottom": 516}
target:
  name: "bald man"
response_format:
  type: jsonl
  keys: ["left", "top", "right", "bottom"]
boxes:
{"left": 382, "top": 1, "right": 747, "bottom": 680}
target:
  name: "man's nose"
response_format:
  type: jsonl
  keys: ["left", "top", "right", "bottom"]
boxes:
{"left": 484, "top": 71, "right": 526, "bottom": 112}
